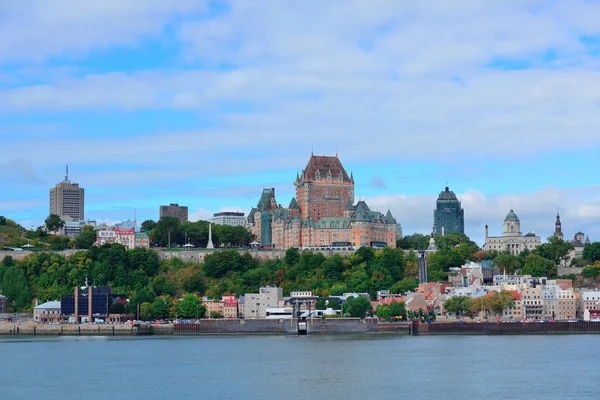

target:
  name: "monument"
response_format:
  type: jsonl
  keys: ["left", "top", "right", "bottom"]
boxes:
{"left": 206, "top": 222, "right": 215, "bottom": 249}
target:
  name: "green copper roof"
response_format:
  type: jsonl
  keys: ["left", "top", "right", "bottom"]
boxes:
{"left": 504, "top": 209, "right": 519, "bottom": 221}
{"left": 289, "top": 197, "right": 299, "bottom": 209}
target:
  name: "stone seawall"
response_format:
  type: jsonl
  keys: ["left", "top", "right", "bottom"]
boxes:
{"left": 172, "top": 319, "right": 411, "bottom": 335}
{"left": 0, "top": 323, "right": 151, "bottom": 336}
{"left": 412, "top": 321, "right": 600, "bottom": 335}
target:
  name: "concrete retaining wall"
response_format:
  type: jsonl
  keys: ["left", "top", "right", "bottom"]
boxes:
{"left": 0, "top": 323, "right": 148, "bottom": 336}
{"left": 413, "top": 321, "right": 600, "bottom": 335}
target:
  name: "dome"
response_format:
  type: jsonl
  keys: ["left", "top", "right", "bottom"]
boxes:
{"left": 504, "top": 209, "right": 519, "bottom": 221}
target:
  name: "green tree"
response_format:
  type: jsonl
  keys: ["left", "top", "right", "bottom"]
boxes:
{"left": 535, "top": 237, "right": 574, "bottom": 267}
{"left": 74, "top": 229, "right": 97, "bottom": 249}
{"left": 583, "top": 242, "right": 600, "bottom": 263}
{"left": 155, "top": 216, "right": 181, "bottom": 248}
{"left": 0, "top": 266, "right": 31, "bottom": 310}
{"left": 0, "top": 216, "right": 6, "bottom": 225}
{"left": 284, "top": 247, "right": 300, "bottom": 266}
{"left": 390, "top": 278, "right": 418, "bottom": 294}
{"left": 342, "top": 296, "right": 372, "bottom": 318}
{"left": 327, "top": 298, "right": 341, "bottom": 310}
{"left": 443, "top": 296, "right": 472, "bottom": 318}
{"left": 522, "top": 253, "right": 556, "bottom": 277}
{"left": 396, "top": 234, "right": 430, "bottom": 250}
{"left": 375, "top": 304, "right": 391, "bottom": 320}
{"left": 388, "top": 301, "right": 407, "bottom": 320}
{"left": 493, "top": 252, "right": 523, "bottom": 274}
{"left": 48, "top": 235, "right": 70, "bottom": 250}
{"left": 45, "top": 214, "right": 64, "bottom": 233}
{"left": 140, "top": 302, "right": 154, "bottom": 321}
{"left": 151, "top": 296, "right": 172, "bottom": 319}
{"left": 315, "top": 299, "right": 326, "bottom": 310}
{"left": 177, "top": 294, "right": 204, "bottom": 319}
{"left": 140, "top": 219, "right": 157, "bottom": 232}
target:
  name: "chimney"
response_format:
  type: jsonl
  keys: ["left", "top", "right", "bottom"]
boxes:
{"left": 485, "top": 224, "right": 488, "bottom": 238}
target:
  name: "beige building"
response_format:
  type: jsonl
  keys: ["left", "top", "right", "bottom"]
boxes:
{"left": 521, "top": 287, "right": 544, "bottom": 320}
{"left": 579, "top": 291, "right": 600, "bottom": 319}
{"left": 543, "top": 287, "right": 576, "bottom": 320}
{"left": 34, "top": 300, "right": 61, "bottom": 323}
{"left": 483, "top": 210, "right": 541, "bottom": 255}
{"left": 243, "top": 286, "right": 283, "bottom": 318}
{"left": 160, "top": 203, "right": 188, "bottom": 223}
{"left": 49, "top": 166, "right": 84, "bottom": 221}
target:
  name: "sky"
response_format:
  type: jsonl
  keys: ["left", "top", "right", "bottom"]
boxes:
{"left": 1, "top": 0, "right": 600, "bottom": 245}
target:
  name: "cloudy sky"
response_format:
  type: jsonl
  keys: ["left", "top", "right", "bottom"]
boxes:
{"left": 2, "top": 0, "right": 600, "bottom": 244}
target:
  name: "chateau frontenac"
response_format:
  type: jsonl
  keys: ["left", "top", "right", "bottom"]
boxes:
{"left": 248, "top": 155, "right": 401, "bottom": 249}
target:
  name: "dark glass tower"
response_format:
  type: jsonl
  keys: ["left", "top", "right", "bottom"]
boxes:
{"left": 433, "top": 186, "right": 464, "bottom": 235}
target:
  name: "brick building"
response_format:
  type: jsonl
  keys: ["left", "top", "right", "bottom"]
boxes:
{"left": 248, "top": 155, "right": 400, "bottom": 249}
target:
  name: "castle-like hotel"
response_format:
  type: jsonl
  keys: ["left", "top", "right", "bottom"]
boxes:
{"left": 248, "top": 155, "right": 401, "bottom": 249}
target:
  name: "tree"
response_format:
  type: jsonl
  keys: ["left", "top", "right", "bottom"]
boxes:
{"left": 342, "top": 296, "right": 372, "bottom": 318}
{"left": 375, "top": 304, "right": 391, "bottom": 320}
{"left": 45, "top": 214, "right": 64, "bottom": 234}
{"left": 397, "top": 234, "right": 430, "bottom": 250}
{"left": 0, "top": 216, "right": 6, "bottom": 225}
{"left": 155, "top": 216, "right": 181, "bottom": 248}
{"left": 74, "top": 229, "right": 96, "bottom": 249}
{"left": 327, "top": 298, "right": 341, "bottom": 310}
{"left": 522, "top": 253, "right": 556, "bottom": 277}
{"left": 316, "top": 300, "right": 326, "bottom": 310}
{"left": 48, "top": 235, "right": 70, "bottom": 250}
{"left": 284, "top": 247, "right": 300, "bottom": 266}
{"left": 390, "top": 278, "right": 418, "bottom": 294}
{"left": 493, "top": 252, "right": 523, "bottom": 275}
{"left": 443, "top": 296, "right": 472, "bottom": 318}
{"left": 0, "top": 266, "right": 31, "bottom": 310}
{"left": 177, "top": 294, "right": 204, "bottom": 319}
{"left": 535, "top": 237, "right": 574, "bottom": 266}
{"left": 583, "top": 242, "right": 600, "bottom": 263}
{"left": 140, "top": 219, "right": 157, "bottom": 232}
{"left": 388, "top": 301, "right": 407, "bottom": 320}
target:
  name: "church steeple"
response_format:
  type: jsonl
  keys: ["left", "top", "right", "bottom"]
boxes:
{"left": 554, "top": 208, "right": 563, "bottom": 240}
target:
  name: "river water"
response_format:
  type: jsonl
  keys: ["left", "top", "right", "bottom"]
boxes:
{"left": 1, "top": 334, "right": 597, "bottom": 400}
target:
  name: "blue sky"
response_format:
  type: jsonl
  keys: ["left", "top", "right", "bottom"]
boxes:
{"left": 2, "top": 1, "right": 600, "bottom": 244}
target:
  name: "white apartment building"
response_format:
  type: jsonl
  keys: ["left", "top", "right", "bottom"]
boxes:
{"left": 211, "top": 212, "right": 246, "bottom": 227}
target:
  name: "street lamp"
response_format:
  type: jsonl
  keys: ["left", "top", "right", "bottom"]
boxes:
{"left": 196, "top": 304, "right": 201, "bottom": 322}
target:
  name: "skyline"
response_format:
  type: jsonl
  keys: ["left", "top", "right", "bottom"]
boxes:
{"left": 2, "top": 1, "right": 600, "bottom": 243}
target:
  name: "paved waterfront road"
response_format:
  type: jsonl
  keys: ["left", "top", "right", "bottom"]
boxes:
{"left": 1, "top": 335, "right": 597, "bottom": 400}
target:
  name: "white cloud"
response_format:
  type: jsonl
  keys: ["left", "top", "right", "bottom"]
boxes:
{"left": 0, "top": 0, "right": 205, "bottom": 62}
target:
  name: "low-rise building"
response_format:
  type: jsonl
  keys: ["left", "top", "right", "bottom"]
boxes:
{"left": 579, "top": 291, "right": 600, "bottom": 320}
{"left": 222, "top": 294, "right": 238, "bottom": 318}
{"left": 34, "top": 300, "right": 61, "bottom": 323}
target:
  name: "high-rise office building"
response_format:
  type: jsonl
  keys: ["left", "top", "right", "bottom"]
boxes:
{"left": 433, "top": 186, "right": 464, "bottom": 236}
{"left": 160, "top": 203, "right": 188, "bottom": 223}
{"left": 49, "top": 165, "right": 85, "bottom": 220}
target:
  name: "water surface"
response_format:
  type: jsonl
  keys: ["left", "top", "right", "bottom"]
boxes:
{"left": 1, "top": 334, "right": 596, "bottom": 400}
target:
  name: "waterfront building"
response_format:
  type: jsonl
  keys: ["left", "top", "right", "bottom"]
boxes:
{"left": 542, "top": 286, "right": 576, "bottom": 320}
{"left": 579, "top": 291, "right": 600, "bottom": 320}
{"left": 211, "top": 212, "right": 246, "bottom": 227}
{"left": 483, "top": 209, "right": 541, "bottom": 255}
{"left": 521, "top": 287, "right": 544, "bottom": 320}
{"left": 222, "top": 294, "right": 238, "bottom": 318}
{"left": 433, "top": 186, "right": 464, "bottom": 236}
{"left": 60, "top": 286, "right": 127, "bottom": 323}
{"left": 49, "top": 165, "right": 84, "bottom": 221}
{"left": 160, "top": 203, "right": 188, "bottom": 223}
{"left": 34, "top": 300, "right": 61, "bottom": 323}
{"left": 248, "top": 154, "right": 399, "bottom": 249}
{"left": 242, "top": 286, "right": 283, "bottom": 318}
